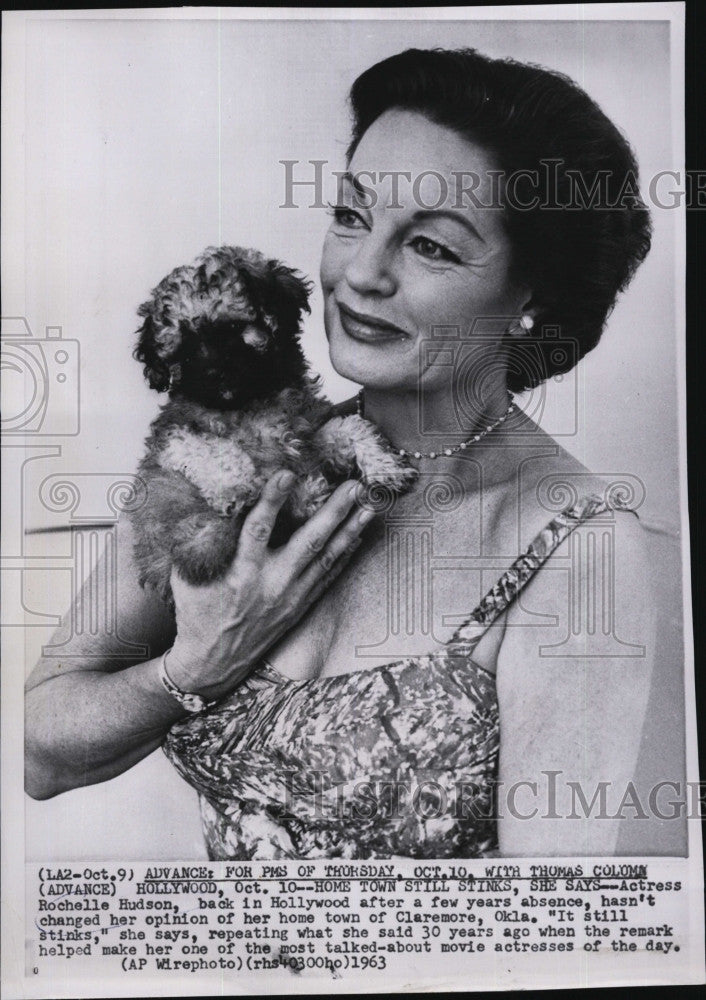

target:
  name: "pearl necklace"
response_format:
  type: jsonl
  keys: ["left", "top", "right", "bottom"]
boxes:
{"left": 356, "top": 389, "right": 516, "bottom": 460}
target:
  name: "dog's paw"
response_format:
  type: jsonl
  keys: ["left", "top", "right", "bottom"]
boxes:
{"left": 289, "top": 471, "right": 334, "bottom": 519}
{"left": 358, "top": 451, "right": 419, "bottom": 488}
{"left": 345, "top": 418, "right": 418, "bottom": 491}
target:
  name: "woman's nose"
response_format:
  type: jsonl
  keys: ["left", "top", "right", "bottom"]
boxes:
{"left": 343, "top": 232, "right": 396, "bottom": 297}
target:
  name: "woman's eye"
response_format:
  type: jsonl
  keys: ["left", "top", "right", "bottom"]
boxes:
{"left": 327, "top": 204, "right": 366, "bottom": 229}
{"left": 410, "top": 236, "right": 460, "bottom": 263}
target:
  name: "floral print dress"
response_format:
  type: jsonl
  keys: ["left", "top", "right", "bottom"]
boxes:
{"left": 163, "top": 495, "right": 632, "bottom": 859}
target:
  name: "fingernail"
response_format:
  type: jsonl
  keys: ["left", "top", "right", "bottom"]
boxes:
{"left": 278, "top": 471, "right": 295, "bottom": 490}
{"left": 347, "top": 481, "right": 359, "bottom": 499}
{"left": 358, "top": 508, "right": 375, "bottom": 525}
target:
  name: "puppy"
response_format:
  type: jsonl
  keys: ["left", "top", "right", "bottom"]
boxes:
{"left": 129, "top": 245, "right": 416, "bottom": 604}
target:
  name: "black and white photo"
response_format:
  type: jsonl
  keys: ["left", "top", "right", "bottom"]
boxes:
{"left": 2, "top": 4, "right": 703, "bottom": 995}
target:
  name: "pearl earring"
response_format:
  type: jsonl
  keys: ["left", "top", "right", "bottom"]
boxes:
{"left": 509, "top": 314, "right": 534, "bottom": 336}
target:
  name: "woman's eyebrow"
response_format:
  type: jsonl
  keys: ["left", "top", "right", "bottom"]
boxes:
{"left": 411, "top": 208, "right": 487, "bottom": 245}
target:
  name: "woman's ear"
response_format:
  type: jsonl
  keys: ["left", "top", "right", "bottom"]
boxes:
{"left": 519, "top": 288, "right": 536, "bottom": 319}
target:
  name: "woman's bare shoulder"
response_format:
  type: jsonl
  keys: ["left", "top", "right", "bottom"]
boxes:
{"left": 498, "top": 416, "right": 654, "bottom": 697}
{"left": 495, "top": 499, "right": 655, "bottom": 854}
{"left": 510, "top": 413, "right": 649, "bottom": 525}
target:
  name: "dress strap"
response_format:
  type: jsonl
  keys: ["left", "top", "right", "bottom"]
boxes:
{"left": 448, "top": 493, "right": 638, "bottom": 646}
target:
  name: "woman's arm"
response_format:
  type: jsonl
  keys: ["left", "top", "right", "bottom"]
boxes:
{"left": 25, "top": 471, "right": 371, "bottom": 800}
{"left": 25, "top": 514, "right": 182, "bottom": 800}
{"left": 496, "top": 511, "right": 661, "bottom": 856}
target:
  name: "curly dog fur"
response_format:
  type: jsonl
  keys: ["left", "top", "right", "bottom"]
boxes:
{"left": 129, "top": 245, "right": 416, "bottom": 604}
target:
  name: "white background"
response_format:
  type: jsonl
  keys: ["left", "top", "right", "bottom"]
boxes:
{"left": 2, "top": 9, "right": 688, "bottom": 861}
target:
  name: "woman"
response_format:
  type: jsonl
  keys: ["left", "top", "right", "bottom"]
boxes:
{"left": 25, "top": 48, "right": 662, "bottom": 859}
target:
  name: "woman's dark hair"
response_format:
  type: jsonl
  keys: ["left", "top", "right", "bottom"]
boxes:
{"left": 347, "top": 48, "right": 652, "bottom": 392}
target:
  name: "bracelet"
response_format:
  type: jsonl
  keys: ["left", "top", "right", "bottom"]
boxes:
{"left": 158, "top": 649, "right": 217, "bottom": 714}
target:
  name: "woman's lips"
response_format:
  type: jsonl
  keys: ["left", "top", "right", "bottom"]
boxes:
{"left": 336, "top": 302, "right": 409, "bottom": 343}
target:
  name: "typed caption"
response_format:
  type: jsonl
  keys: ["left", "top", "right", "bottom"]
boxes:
{"left": 26, "top": 858, "right": 691, "bottom": 994}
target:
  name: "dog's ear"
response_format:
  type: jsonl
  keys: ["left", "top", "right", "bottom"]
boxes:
{"left": 269, "top": 263, "right": 313, "bottom": 331}
{"left": 133, "top": 314, "right": 173, "bottom": 393}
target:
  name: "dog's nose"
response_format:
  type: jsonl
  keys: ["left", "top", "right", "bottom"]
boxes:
{"left": 241, "top": 324, "right": 270, "bottom": 352}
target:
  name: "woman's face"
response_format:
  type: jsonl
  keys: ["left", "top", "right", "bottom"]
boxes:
{"left": 320, "top": 109, "right": 530, "bottom": 396}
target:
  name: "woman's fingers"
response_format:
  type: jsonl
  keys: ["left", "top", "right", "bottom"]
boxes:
{"left": 298, "top": 532, "right": 366, "bottom": 607}
{"left": 283, "top": 480, "right": 365, "bottom": 577}
{"left": 294, "top": 504, "right": 376, "bottom": 596}
{"left": 235, "top": 470, "right": 296, "bottom": 565}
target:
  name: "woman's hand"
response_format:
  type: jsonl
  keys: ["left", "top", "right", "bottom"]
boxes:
{"left": 166, "top": 471, "right": 374, "bottom": 700}
{"left": 24, "top": 470, "right": 374, "bottom": 799}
